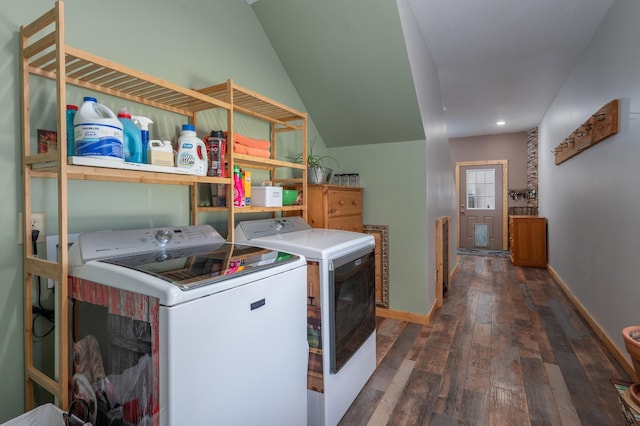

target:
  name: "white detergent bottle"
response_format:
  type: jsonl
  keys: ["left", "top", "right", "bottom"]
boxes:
{"left": 176, "top": 124, "right": 207, "bottom": 176}
{"left": 74, "top": 96, "right": 124, "bottom": 161}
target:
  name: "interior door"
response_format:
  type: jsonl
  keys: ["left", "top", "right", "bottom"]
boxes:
{"left": 458, "top": 163, "right": 504, "bottom": 250}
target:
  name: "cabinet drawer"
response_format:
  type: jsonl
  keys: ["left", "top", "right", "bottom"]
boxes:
{"left": 328, "top": 191, "right": 362, "bottom": 216}
{"left": 328, "top": 215, "right": 363, "bottom": 232}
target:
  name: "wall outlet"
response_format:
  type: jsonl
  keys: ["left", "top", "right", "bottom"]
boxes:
{"left": 18, "top": 212, "right": 45, "bottom": 245}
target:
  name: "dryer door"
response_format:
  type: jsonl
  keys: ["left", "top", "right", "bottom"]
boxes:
{"left": 328, "top": 246, "right": 376, "bottom": 373}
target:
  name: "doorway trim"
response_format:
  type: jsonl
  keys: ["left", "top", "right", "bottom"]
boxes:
{"left": 455, "top": 160, "right": 508, "bottom": 250}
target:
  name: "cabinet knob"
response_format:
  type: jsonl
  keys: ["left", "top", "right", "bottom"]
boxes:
{"left": 339, "top": 200, "right": 345, "bottom": 206}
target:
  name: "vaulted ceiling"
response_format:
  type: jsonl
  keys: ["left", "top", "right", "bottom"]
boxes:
{"left": 251, "top": 0, "right": 614, "bottom": 146}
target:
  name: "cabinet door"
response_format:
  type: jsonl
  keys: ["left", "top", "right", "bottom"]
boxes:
{"left": 510, "top": 217, "right": 547, "bottom": 268}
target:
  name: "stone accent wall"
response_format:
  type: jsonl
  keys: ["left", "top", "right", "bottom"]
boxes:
{"left": 527, "top": 127, "right": 538, "bottom": 208}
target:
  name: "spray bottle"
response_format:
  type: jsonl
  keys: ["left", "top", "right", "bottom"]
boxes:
{"left": 133, "top": 116, "right": 154, "bottom": 164}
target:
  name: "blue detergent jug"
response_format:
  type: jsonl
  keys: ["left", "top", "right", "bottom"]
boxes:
{"left": 118, "top": 107, "right": 143, "bottom": 163}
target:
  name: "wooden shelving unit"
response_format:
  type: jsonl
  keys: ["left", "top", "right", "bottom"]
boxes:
{"left": 20, "top": 0, "right": 306, "bottom": 411}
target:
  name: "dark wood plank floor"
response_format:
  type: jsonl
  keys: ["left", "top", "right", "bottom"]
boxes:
{"left": 341, "top": 254, "right": 630, "bottom": 425}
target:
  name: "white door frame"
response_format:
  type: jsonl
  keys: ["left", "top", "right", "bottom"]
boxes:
{"left": 455, "top": 160, "right": 509, "bottom": 250}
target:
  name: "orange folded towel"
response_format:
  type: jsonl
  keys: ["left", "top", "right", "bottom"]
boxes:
{"left": 227, "top": 132, "right": 271, "bottom": 150}
{"left": 234, "top": 144, "right": 271, "bottom": 158}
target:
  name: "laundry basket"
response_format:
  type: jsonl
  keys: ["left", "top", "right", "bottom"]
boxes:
{"left": 1, "top": 402, "right": 91, "bottom": 426}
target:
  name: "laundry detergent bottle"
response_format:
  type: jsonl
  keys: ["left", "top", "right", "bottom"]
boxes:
{"left": 176, "top": 124, "right": 207, "bottom": 176}
{"left": 74, "top": 96, "right": 124, "bottom": 161}
{"left": 65, "top": 104, "right": 78, "bottom": 157}
{"left": 233, "top": 165, "right": 245, "bottom": 207}
{"left": 117, "top": 107, "right": 143, "bottom": 163}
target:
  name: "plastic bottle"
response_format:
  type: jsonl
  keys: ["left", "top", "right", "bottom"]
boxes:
{"left": 66, "top": 104, "right": 78, "bottom": 157}
{"left": 233, "top": 165, "right": 245, "bottom": 207}
{"left": 207, "top": 130, "right": 225, "bottom": 177}
{"left": 148, "top": 140, "right": 174, "bottom": 166}
{"left": 74, "top": 96, "right": 124, "bottom": 161}
{"left": 133, "top": 116, "right": 154, "bottom": 164}
{"left": 176, "top": 124, "right": 208, "bottom": 176}
{"left": 117, "top": 107, "right": 143, "bottom": 163}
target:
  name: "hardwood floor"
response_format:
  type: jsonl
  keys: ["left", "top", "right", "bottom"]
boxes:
{"left": 341, "top": 254, "right": 631, "bottom": 425}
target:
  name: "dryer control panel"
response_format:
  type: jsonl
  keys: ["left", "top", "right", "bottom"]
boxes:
{"left": 236, "top": 217, "right": 311, "bottom": 241}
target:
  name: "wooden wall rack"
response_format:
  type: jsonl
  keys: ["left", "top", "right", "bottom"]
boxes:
{"left": 554, "top": 99, "right": 619, "bottom": 165}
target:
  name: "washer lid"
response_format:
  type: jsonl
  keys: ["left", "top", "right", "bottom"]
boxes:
{"left": 236, "top": 218, "right": 373, "bottom": 260}
{"left": 99, "top": 243, "right": 299, "bottom": 291}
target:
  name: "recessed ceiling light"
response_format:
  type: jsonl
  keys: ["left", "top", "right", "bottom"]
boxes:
{"left": 496, "top": 120, "right": 506, "bottom": 126}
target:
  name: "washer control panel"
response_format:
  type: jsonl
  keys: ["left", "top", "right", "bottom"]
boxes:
{"left": 69, "top": 224, "right": 224, "bottom": 265}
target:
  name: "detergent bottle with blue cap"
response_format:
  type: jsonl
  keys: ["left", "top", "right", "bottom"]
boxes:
{"left": 176, "top": 124, "right": 207, "bottom": 175}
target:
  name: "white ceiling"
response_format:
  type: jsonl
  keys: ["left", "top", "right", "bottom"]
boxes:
{"left": 408, "top": 0, "right": 615, "bottom": 138}
{"left": 252, "top": 0, "right": 615, "bottom": 145}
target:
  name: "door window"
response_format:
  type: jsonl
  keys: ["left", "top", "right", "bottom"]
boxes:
{"left": 466, "top": 169, "right": 495, "bottom": 210}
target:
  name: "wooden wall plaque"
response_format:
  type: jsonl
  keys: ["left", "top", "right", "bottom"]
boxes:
{"left": 554, "top": 99, "right": 619, "bottom": 165}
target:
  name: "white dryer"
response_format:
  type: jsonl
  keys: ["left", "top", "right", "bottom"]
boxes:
{"left": 236, "top": 217, "right": 376, "bottom": 426}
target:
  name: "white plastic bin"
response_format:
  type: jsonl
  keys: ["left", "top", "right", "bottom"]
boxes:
{"left": 251, "top": 186, "right": 282, "bottom": 207}
{"left": 1, "top": 403, "right": 90, "bottom": 426}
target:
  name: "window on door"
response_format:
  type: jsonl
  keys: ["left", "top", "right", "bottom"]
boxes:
{"left": 466, "top": 169, "right": 495, "bottom": 210}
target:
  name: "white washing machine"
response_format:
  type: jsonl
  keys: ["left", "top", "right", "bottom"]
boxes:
{"left": 236, "top": 217, "right": 376, "bottom": 426}
{"left": 67, "top": 224, "right": 308, "bottom": 426}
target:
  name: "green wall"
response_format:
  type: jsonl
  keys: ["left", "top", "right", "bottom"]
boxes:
{"left": 330, "top": 141, "right": 429, "bottom": 313}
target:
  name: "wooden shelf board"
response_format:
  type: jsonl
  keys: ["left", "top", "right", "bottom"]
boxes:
{"left": 232, "top": 206, "right": 305, "bottom": 214}
{"left": 30, "top": 164, "right": 231, "bottom": 185}
{"left": 234, "top": 153, "right": 305, "bottom": 169}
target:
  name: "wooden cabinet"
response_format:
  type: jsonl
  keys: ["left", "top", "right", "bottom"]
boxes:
{"left": 307, "top": 184, "right": 363, "bottom": 232}
{"left": 509, "top": 216, "right": 547, "bottom": 268}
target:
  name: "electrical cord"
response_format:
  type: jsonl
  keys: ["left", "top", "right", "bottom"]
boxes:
{"left": 31, "top": 229, "right": 55, "bottom": 338}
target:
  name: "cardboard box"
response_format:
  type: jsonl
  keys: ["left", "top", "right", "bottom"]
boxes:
{"left": 37, "top": 129, "right": 57, "bottom": 154}
{"left": 251, "top": 186, "right": 282, "bottom": 207}
{"left": 244, "top": 171, "right": 252, "bottom": 206}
